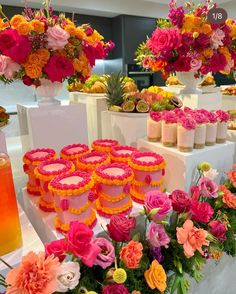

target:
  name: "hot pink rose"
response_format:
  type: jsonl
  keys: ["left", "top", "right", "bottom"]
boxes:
{"left": 162, "top": 110, "right": 177, "bottom": 123}
{"left": 190, "top": 58, "right": 202, "bottom": 71}
{"left": 211, "top": 28, "right": 225, "bottom": 49}
{"left": 107, "top": 215, "right": 136, "bottom": 242}
{"left": 150, "top": 111, "right": 162, "bottom": 122}
{"left": 44, "top": 55, "right": 74, "bottom": 82}
{"left": 46, "top": 25, "right": 69, "bottom": 50}
{"left": 146, "top": 222, "right": 170, "bottom": 248}
{"left": 174, "top": 56, "right": 191, "bottom": 72}
{"left": 191, "top": 200, "right": 214, "bottom": 223}
{"left": 45, "top": 239, "right": 68, "bottom": 262}
{"left": 170, "top": 189, "right": 192, "bottom": 213}
{"left": 192, "top": 111, "right": 209, "bottom": 124}
{"left": 145, "top": 190, "right": 172, "bottom": 221}
{"left": 215, "top": 110, "right": 230, "bottom": 122}
{"left": 209, "top": 220, "right": 227, "bottom": 242}
{"left": 180, "top": 116, "right": 196, "bottom": 130}
{"left": 102, "top": 284, "right": 129, "bottom": 294}
{"left": 0, "top": 55, "right": 20, "bottom": 79}
{"left": 199, "top": 177, "right": 218, "bottom": 198}
{"left": 190, "top": 185, "right": 201, "bottom": 201}
{"left": 93, "top": 237, "right": 115, "bottom": 269}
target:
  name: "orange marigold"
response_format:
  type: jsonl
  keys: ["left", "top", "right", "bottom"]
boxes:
{"left": 120, "top": 241, "right": 143, "bottom": 269}
{"left": 25, "top": 64, "right": 42, "bottom": 79}
{"left": 16, "top": 21, "right": 32, "bottom": 35}
{"left": 144, "top": 260, "right": 167, "bottom": 292}
{"left": 10, "top": 15, "right": 26, "bottom": 28}
{"left": 30, "top": 19, "right": 45, "bottom": 34}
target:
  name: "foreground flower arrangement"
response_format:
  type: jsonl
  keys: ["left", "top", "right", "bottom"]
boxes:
{"left": 1, "top": 162, "right": 236, "bottom": 294}
{"left": 136, "top": 0, "right": 236, "bottom": 77}
{"left": 0, "top": 1, "right": 113, "bottom": 87}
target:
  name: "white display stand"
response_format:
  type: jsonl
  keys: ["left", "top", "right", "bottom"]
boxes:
{"left": 102, "top": 111, "right": 148, "bottom": 147}
{"left": 69, "top": 92, "right": 107, "bottom": 144}
{"left": 137, "top": 138, "right": 235, "bottom": 193}
{"left": 227, "top": 130, "right": 236, "bottom": 163}
{"left": 0, "top": 204, "right": 44, "bottom": 274}
{"left": 222, "top": 94, "right": 236, "bottom": 111}
{"left": 22, "top": 188, "right": 143, "bottom": 244}
{"left": 178, "top": 91, "right": 222, "bottom": 110}
{"left": 17, "top": 102, "right": 88, "bottom": 153}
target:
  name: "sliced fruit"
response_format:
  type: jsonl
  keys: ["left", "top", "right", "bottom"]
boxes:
{"left": 169, "top": 97, "right": 183, "bottom": 108}
{"left": 122, "top": 100, "right": 136, "bottom": 112}
{"left": 136, "top": 100, "right": 150, "bottom": 113}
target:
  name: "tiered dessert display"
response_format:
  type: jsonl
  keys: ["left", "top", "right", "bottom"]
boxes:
{"left": 60, "top": 144, "right": 89, "bottom": 166}
{"left": 34, "top": 159, "right": 75, "bottom": 211}
{"left": 129, "top": 152, "right": 166, "bottom": 203}
{"left": 94, "top": 162, "right": 134, "bottom": 217}
{"left": 23, "top": 148, "right": 56, "bottom": 195}
{"left": 110, "top": 145, "right": 137, "bottom": 164}
{"left": 92, "top": 139, "right": 119, "bottom": 153}
{"left": 77, "top": 151, "right": 110, "bottom": 174}
{"left": 49, "top": 170, "right": 96, "bottom": 232}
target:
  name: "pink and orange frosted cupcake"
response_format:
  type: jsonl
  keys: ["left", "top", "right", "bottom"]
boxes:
{"left": 110, "top": 145, "right": 137, "bottom": 164}
{"left": 92, "top": 139, "right": 119, "bottom": 154}
{"left": 60, "top": 144, "right": 89, "bottom": 166}
{"left": 77, "top": 151, "right": 110, "bottom": 174}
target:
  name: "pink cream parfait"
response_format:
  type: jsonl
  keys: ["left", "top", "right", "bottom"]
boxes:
{"left": 34, "top": 159, "right": 75, "bottom": 212}
{"left": 110, "top": 145, "right": 137, "bottom": 164}
{"left": 177, "top": 116, "right": 196, "bottom": 152}
{"left": 77, "top": 151, "right": 110, "bottom": 174}
{"left": 94, "top": 162, "right": 134, "bottom": 218}
{"left": 23, "top": 148, "right": 56, "bottom": 196}
{"left": 204, "top": 111, "right": 218, "bottom": 146}
{"left": 92, "top": 139, "right": 119, "bottom": 154}
{"left": 147, "top": 111, "right": 162, "bottom": 142}
{"left": 60, "top": 143, "right": 89, "bottom": 167}
{"left": 216, "top": 110, "right": 230, "bottom": 143}
{"left": 129, "top": 151, "right": 166, "bottom": 203}
{"left": 49, "top": 170, "right": 96, "bottom": 232}
{"left": 192, "top": 111, "right": 208, "bottom": 149}
{"left": 161, "top": 111, "right": 177, "bottom": 147}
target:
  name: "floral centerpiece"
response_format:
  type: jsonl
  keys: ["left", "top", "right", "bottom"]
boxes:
{"left": 1, "top": 162, "right": 236, "bottom": 294}
{"left": 135, "top": 0, "right": 236, "bottom": 94}
{"left": 0, "top": 1, "right": 113, "bottom": 105}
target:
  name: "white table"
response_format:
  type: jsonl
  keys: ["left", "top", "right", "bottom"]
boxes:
{"left": 137, "top": 138, "right": 235, "bottom": 193}
{"left": 0, "top": 204, "right": 44, "bottom": 274}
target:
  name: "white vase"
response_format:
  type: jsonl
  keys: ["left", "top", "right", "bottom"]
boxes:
{"left": 176, "top": 71, "right": 204, "bottom": 95}
{"left": 35, "top": 78, "right": 62, "bottom": 107}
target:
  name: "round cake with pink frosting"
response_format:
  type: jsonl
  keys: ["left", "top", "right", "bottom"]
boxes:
{"left": 60, "top": 143, "right": 89, "bottom": 166}
{"left": 49, "top": 170, "right": 96, "bottom": 232}
{"left": 92, "top": 139, "right": 119, "bottom": 154}
{"left": 129, "top": 151, "right": 166, "bottom": 203}
{"left": 35, "top": 159, "right": 75, "bottom": 212}
{"left": 77, "top": 151, "right": 110, "bottom": 174}
{"left": 23, "top": 148, "right": 56, "bottom": 196}
{"left": 110, "top": 145, "right": 137, "bottom": 164}
{"left": 94, "top": 162, "right": 134, "bottom": 218}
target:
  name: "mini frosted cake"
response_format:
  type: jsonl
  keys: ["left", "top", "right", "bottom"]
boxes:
{"left": 35, "top": 159, "right": 75, "bottom": 212}
{"left": 110, "top": 145, "right": 137, "bottom": 164}
{"left": 94, "top": 162, "right": 134, "bottom": 218}
{"left": 60, "top": 144, "right": 89, "bottom": 166}
{"left": 92, "top": 139, "right": 119, "bottom": 154}
{"left": 77, "top": 151, "right": 110, "bottom": 174}
{"left": 129, "top": 152, "right": 166, "bottom": 203}
{"left": 49, "top": 170, "right": 96, "bottom": 232}
{"left": 23, "top": 148, "right": 56, "bottom": 195}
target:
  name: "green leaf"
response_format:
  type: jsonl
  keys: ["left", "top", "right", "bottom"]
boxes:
{"left": 171, "top": 274, "right": 181, "bottom": 294}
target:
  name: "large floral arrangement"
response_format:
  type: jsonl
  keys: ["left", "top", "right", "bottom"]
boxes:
{"left": 0, "top": 1, "right": 113, "bottom": 87}
{"left": 1, "top": 163, "right": 236, "bottom": 294}
{"left": 135, "top": 0, "right": 236, "bottom": 78}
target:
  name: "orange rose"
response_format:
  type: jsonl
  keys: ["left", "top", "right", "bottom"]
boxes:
{"left": 219, "top": 185, "right": 236, "bottom": 209}
{"left": 227, "top": 169, "right": 236, "bottom": 187}
{"left": 30, "top": 20, "right": 45, "bottom": 34}
{"left": 149, "top": 60, "right": 166, "bottom": 72}
{"left": 10, "top": 15, "right": 26, "bottom": 28}
{"left": 120, "top": 241, "right": 143, "bottom": 269}
{"left": 182, "top": 15, "right": 201, "bottom": 33}
{"left": 131, "top": 291, "right": 141, "bottom": 294}
{"left": 27, "top": 53, "right": 42, "bottom": 66}
{"left": 144, "top": 260, "right": 167, "bottom": 293}
{"left": 16, "top": 21, "right": 32, "bottom": 35}
{"left": 36, "top": 49, "right": 50, "bottom": 65}
{"left": 25, "top": 64, "right": 42, "bottom": 79}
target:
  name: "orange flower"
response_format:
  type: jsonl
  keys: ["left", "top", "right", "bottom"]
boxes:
{"left": 219, "top": 47, "right": 231, "bottom": 61}
{"left": 226, "top": 19, "right": 236, "bottom": 39}
{"left": 144, "top": 260, "right": 167, "bottom": 292}
{"left": 176, "top": 219, "right": 209, "bottom": 258}
{"left": 120, "top": 240, "right": 143, "bottom": 269}
{"left": 75, "top": 28, "right": 86, "bottom": 40}
{"left": 27, "top": 53, "right": 42, "bottom": 66}
{"left": 0, "top": 18, "right": 9, "bottom": 30}
{"left": 64, "top": 18, "right": 75, "bottom": 27}
{"left": 149, "top": 60, "right": 166, "bottom": 72}
{"left": 219, "top": 185, "right": 236, "bottom": 209}
{"left": 65, "top": 25, "right": 77, "bottom": 37}
{"left": 132, "top": 291, "right": 141, "bottom": 294}
{"left": 199, "top": 23, "right": 212, "bottom": 35}
{"left": 16, "top": 21, "right": 32, "bottom": 35}
{"left": 36, "top": 48, "right": 50, "bottom": 65}
{"left": 10, "top": 15, "right": 26, "bottom": 27}
{"left": 227, "top": 169, "right": 236, "bottom": 187}
{"left": 203, "top": 48, "right": 213, "bottom": 59}
{"left": 182, "top": 15, "right": 202, "bottom": 33}
{"left": 25, "top": 64, "right": 42, "bottom": 79}
{"left": 86, "top": 29, "right": 104, "bottom": 44}
{"left": 6, "top": 251, "right": 60, "bottom": 294}
{"left": 73, "top": 53, "right": 91, "bottom": 77}
{"left": 30, "top": 19, "right": 45, "bottom": 33}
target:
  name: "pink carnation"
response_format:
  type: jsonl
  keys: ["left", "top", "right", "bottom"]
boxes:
{"left": 170, "top": 189, "right": 192, "bottom": 213}
{"left": 47, "top": 25, "right": 70, "bottom": 50}
{"left": 194, "top": 33, "right": 210, "bottom": 50}
{"left": 150, "top": 111, "right": 162, "bottom": 122}
{"left": 146, "top": 222, "right": 170, "bottom": 248}
{"left": 211, "top": 28, "right": 225, "bottom": 49}
{"left": 209, "top": 220, "right": 227, "bottom": 242}
{"left": 162, "top": 110, "right": 177, "bottom": 123}
{"left": 173, "top": 56, "right": 191, "bottom": 72}
{"left": 191, "top": 200, "right": 214, "bottom": 223}
{"left": 215, "top": 110, "right": 230, "bottom": 122}
{"left": 180, "top": 116, "right": 196, "bottom": 130}
{"left": 0, "top": 55, "right": 20, "bottom": 79}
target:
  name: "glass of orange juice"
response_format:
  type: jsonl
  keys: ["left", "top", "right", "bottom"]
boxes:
{"left": 0, "top": 153, "right": 22, "bottom": 256}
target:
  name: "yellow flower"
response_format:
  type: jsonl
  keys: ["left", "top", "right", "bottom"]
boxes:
{"left": 144, "top": 260, "right": 167, "bottom": 292}
{"left": 199, "top": 162, "right": 211, "bottom": 172}
{"left": 132, "top": 291, "right": 141, "bottom": 294}
{"left": 30, "top": 19, "right": 45, "bottom": 33}
{"left": 182, "top": 15, "right": 202, "bottom": 33}
{"left": 210, "top": 250, "right": 223, "bottom": 261}
{"left": 113, "top": 268, "right": 127, "bottom": 284}
{"left": 10, "top": 15, "right": 26, "bottom": 27}
{"left": 193, "top": 32, "right": 199, "bottom": 39}
{"left": 16, "top": 21, "right": 32, "bottom": 35}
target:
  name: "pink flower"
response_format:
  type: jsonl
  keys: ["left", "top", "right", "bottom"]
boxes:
{"left": 0, "top": 55, "right": 20, "bottom": 79}
{"left": 44, "top": 55, "right": 74, "bottom": 82}
{"left": 190, "top": 185, "right": 201, "bottom": 201}
{"left": 107, "top": 215, "right": 136, "bottom": 242}
{"left": 199, "top": 177, "right": 218, "bottom": 198}
{"left": 46, "top": 25, "right": 70, "bottom": 50}
{"left": 211, "top": 28, "right": 225, "bottom": 49}
{"left": 190, "top": 58, "right": 202, "bottom": 71}
{"left": 150, "top": 111, "right": 162, "bottom": 122}
{"left": 207, "top": 111, "right": 218, "bottom": 123}
{"left": 45, "top": 239, "right": 68, "bottom": 262}
{"left": 215, "top": 110, "right": 230, "bottom": 122}
{"left": 210, "top": 53, "right": 227, "bottom": 73}
{"left": 67, "top": 221, "right": 101, "bottom": 267}
{"left": 93, "top": 237, "right": 115, "bottom": 269}
{"left": 170, "top": 189, "right": 192, "bottom": 213}
{"left": 180, "top": 116, "right": 196, "bottom": 130}
{"left": 146, "top": 222, "right": 170, "bottom": 248}
{"left": 209, "top": 220, "right": 227, "bottom": 242}
{"left": 83, "top": 42, "right": 105, "bottom": 67}
{"left": 194, "top": 33, "right": 210, "bottom": 50}
{"left": 162, "top": 110, "right": 177, "bottom": 123}
{"left": 192, "top": 111, "right": 209, "bottom": 124}
{"left": 6, "top": 252, "right": 60, "bottom": 294}
{"left": 103, "top": 284, "right": 129, "bottom": 294}
{"left": 143, "top": 56, "right": 151, "bottom": 69}
{"left": 173, "top": 56, "right": 191, "bottom": 72}
{"left": 145, "top": 190, "right": 172, "bottom": 221}
{"left": 168, "top": 6, "right": 185, "bottom": 28}
{"left": 191, "top": 200, "right": 214, "bottom": 223}
{"left": 147, "top": 28, "right": 181, "bottom": 54}
{"left": 22, "top": 75, "right": 34, "bottom": 86}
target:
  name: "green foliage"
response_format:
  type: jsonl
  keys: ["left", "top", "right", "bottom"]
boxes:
{"left": 104, "top": 72, "right": 126, "bottom": 108}
{"left": 223, "top": 209, "right": 236, "bottom": 256}
{"left": 156, "top": 18, "right": 171, "bottom": 28}
{"left": 135, "top": 42, "right": 152, "bottom": 67}
{"left": 0, "top": 76, "right": 14, "bottom": 85}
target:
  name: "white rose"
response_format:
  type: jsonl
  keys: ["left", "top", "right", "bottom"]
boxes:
{"left": 203, "top": 168, "right": 219, "bottom": 181}
{"left": 57, "top": 262, "right": 81, "bottom": 293}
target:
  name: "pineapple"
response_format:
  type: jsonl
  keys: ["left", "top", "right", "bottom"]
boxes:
{"left": 104, "top": 73, "right": 126, "bottom": 110}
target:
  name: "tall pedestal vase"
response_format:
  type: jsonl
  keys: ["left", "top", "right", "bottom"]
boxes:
{"left": 35, "top": 78, "right": 63, "bottom": 107}
{"left": 176, "top": 71, "right": 204, "bottom": 95}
